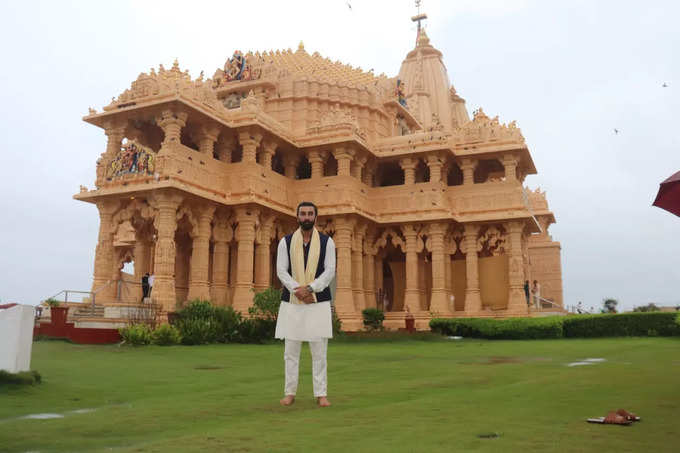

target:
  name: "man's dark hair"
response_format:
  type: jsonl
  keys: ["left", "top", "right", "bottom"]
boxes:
{"left": 296, "top": 201, "right": 318, "bottom": 217}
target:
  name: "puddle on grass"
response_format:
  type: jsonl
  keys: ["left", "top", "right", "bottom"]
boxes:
{"left": 21, "top": 413, "right": 64, "bottom": 420}
{"left": 567, "top": 358, "right": 607, "bottom": 367}
{"left": 1, "top": 407, "right": 99, "bottom": 424}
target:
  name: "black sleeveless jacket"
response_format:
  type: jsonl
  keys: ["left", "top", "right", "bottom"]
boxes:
{"left": 280, "top": 232, "right": 332, "bottom": 303}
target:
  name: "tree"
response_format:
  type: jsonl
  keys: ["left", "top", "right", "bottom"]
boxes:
{"left": 602, "top": 298, "right": 618, "bottom": 313}
{"left": 633, "top": 303, "right": 660, "bottom": 313}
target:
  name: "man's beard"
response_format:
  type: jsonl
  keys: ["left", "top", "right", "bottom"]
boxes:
{"left": 299, "top": 220, "right": 315, "bottom": 231}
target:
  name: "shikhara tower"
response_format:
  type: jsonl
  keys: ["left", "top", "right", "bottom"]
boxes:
{"left": 75, "top": 17, "right": 562, "bottom": 330}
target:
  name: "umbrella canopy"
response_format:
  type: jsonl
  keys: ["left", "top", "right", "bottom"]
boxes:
{"left": 653, "top": 170, "right": 680, "bottom": 217}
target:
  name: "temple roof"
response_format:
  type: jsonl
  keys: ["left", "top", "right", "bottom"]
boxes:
{"left": 246, "top": 43, "right": 389, "bottom": 88}
{"left": 398, "top": 28, "right": 469, "bottom": 131}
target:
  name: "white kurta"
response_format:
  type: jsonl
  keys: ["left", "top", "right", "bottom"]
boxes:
{"left": 274, "top": 235, "right": 336, "bottom": 341}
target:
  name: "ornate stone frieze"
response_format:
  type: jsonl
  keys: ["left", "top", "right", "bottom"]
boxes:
{"left": 106, "top": 60, "right": 224, "bottom": 113}
{"left": 450, "top": 108, "right": 525, "bottom": 145}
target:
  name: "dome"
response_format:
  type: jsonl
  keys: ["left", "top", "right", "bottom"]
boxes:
{"left": 397, "top": 29, "right": 469, "bottom": 131}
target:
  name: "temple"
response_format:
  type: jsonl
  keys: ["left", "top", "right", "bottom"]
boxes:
{"left": 75, "top": 20, "right": 563, "bottom": 330}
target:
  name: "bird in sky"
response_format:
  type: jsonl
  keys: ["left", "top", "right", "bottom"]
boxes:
{"left": 614, "top": 128, "right": 619, "bottom": 134}
{"left": 662, "top": 82, "right": 668, "bottom": 87}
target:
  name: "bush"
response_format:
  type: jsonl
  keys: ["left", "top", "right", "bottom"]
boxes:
{"left": 175, "top": 300, "right": 219, "bottom": 345}
{"left": 236, "top": 318, "right": 277, "bottom": 344}
{"left": 119, "top": 324, "right": 152, "bottom": 346}
{"left": 430, "top": 312, "right": 680, "bottom": 339}
{"left": 176, "top": 318, "right": 218, "bottom": 345}
{"left": 249, "top": 288, "right": 281, "bottom": 321}
{"left": 562, "top": 312, "right": 680, "bottom": 338}
{"left": 332, "top": 308, "right": 343, "bottom": 336}
{"left": 430, "top": 317, "right": 563, "bottom": 340}
{"left": 214, "top": 306, "right": 243, "bottom": 343}
{"left": 151, "top": 324, "right": 182, "bottom": 345}
{"left": 362, "top": 308, "right": 385, "bottom": 331}
{"left": 0, "top": 370, "right": 41, "bottom": 386}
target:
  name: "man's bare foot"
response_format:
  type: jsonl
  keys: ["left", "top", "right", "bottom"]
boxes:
{"left": 280, "top": 395, "right": 295, "bottom": 406}
{"left": 317, "top": 396, "right": 331, "bottom": 407}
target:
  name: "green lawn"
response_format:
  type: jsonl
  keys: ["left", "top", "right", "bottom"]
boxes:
{"left": 1, "top": 336, "right": 679, "bottom": 452}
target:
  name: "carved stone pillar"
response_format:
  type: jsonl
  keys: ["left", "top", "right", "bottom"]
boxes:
{"left": 363, "top": 161, "right": 376, "bottom": 186}
{"left": 463, "top": 224, "right": 482, "bottom": 313}
{"left": 351, "top": 156, "right": 366, "bottom": 179}
{"left": 427, "top": 154, "right": 444, "bottom": 183}
{"left": 401, "top": 224, "right": 420, "bottom": 312}
{"left": 150, "top": 192, "right": 183, "bottom": 313}
{"left": 238, "top": 130, "right": 262, "bottom": 164}
{"left": 351, "top": 225, "right": 366, "bottom": 311}
{"left": 502, "top": 154, "right": 518, "bottom": 182}
{"left": 506, "top": 221, "right": 528, "bottom": 314}
{"left": 215, "top": 135, "right": 235, "bottom": 163}
{"left": 307, "top": 149, "right": 325, "bottom": 179}
{"left": 400, "top": 158, "right": 416, "bottom": 185}
{"left": 260, "top": 139, "right": 277, "bottom": 170}
{"left": 232, "top": 207, "right": 259, "bottom": 313}
{"left": 333, "top": 147, "right": 354, "bottom": 177}
{"left": 156, "top": 110, "right": 188, "bottom": 148}
{"left": 428, "top": 222, "right": 451, "bottom": 314}
{"left": 283, "top": 153, "right": 300, "bottom": 179}
{"left": 187, "top": 205, "right": 216, "bottom": 301}
{"left": 97, "top": 124, "right": 126, "bottom": 186}
{"left": 134, "top": 236, "right": 150, "bottom": 301}
{"left": 211, "top": 213, "right": 232, "bottom": 306}
{"left": 92, "top": 200, "right": 118, "bottom": 299}
{"left": 254, "top": 214, "right": 276, "bottom": 292}
{"left": 197, "top": 125, "right": 220, "bottom": 155}
{"left": 363, "top": 236, "right": 377, "bottom": 309}
{"left": 461, "top": 158, "right": 477, "bottom": 185}
{"left": 333, "top": 217, "right": 355, "bottom": 316}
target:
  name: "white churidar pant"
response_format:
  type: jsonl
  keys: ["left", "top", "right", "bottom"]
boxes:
{"left": 284, "top": 338, "right": 328, "bottom": 397}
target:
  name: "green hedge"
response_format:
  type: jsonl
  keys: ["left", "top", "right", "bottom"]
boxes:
{"left": 430, "top": 312, "right": 680, "bottom": 339}
{"left": 430, "top": 316, "right": 563, "bottom": 339}
{"left": 562, "top": 312, "right": 680, "bottom": 337}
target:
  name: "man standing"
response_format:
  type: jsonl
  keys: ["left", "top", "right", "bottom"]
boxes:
{"left": 148, "top": 273, "right": 155, "bottom": 299}
{"left": 275, "top": 201, "right": 335, "bottom": 408}
{"left": 141, "top": 273, "right": 150, "bottom": 302}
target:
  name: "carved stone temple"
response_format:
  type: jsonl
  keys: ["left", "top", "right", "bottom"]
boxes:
{"left": 75, "top": 24, "right": 563, "bottom": 331}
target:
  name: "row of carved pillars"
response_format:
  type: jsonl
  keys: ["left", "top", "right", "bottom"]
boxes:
{"left": 93, "top": 199, "right": 528, "bottom": 317}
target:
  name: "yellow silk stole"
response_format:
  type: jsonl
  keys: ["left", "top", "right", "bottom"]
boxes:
{"left": 289, "top": 227, "right": 321, "bottom": 304}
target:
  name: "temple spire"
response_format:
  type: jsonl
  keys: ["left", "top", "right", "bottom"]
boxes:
{"left": 411, "top": 0, "right": 428, "bottom": 45}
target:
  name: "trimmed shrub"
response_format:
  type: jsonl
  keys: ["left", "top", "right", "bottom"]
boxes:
{"left": 430, "top": 312, "right": 680, "bottom": 340}
{"left": 430, "top": 317, "right": 563, "bottom": 340}
{"left": 119, "top": 324, "right": 152, "bottom": 346}
{"left": 151, "top": 324, "right": 182, "bottom": 345}
{"left": 562, "top": 312, "right": 680, "bottom": 338}
{"left": 362, "top": 308, "right": 385, "bottom": 331}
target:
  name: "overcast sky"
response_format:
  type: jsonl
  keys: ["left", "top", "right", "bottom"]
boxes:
{"left": 1, "top": 0, "right": 678, "bottom": 312}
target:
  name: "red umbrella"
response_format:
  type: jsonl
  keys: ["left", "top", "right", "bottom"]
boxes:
{"left": 653, "top": 170, "right": 680, "bottom": 217}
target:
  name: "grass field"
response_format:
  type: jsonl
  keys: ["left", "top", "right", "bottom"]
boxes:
{"left": 1, "top": 336, "right": 679, "bottom": 452}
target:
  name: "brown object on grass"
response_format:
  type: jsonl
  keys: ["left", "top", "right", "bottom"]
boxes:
{"left": 587, "top": 411, "right": 632, "bottom": 425}
{"left": 616, "top": 408, "right": 641, "bottom": 421}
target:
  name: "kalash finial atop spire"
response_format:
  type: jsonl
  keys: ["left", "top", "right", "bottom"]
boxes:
{"left": 411, "top": 0, "right": 428, "bottom": 46}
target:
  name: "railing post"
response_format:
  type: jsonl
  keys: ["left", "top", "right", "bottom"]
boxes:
{"left": 65, "top": 291, "right": 68, "bottom": 303}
